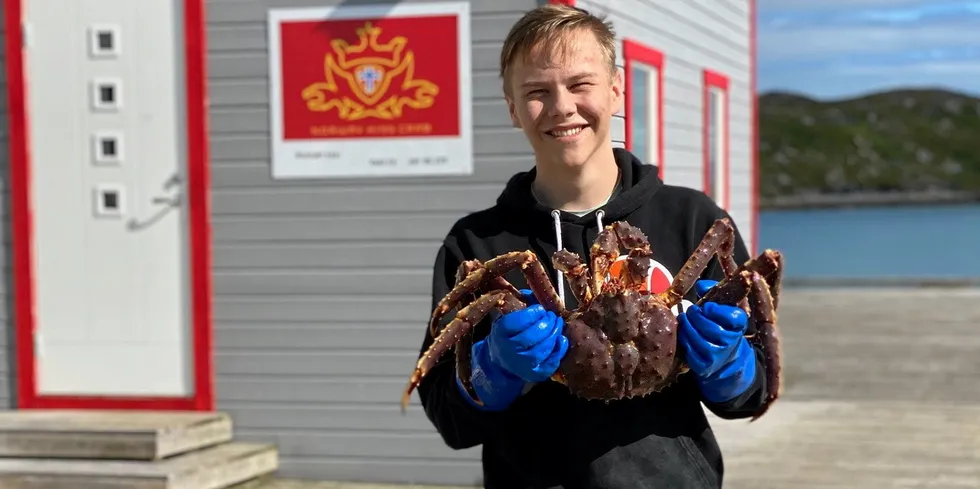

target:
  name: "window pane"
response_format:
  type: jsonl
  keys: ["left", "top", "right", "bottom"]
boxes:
{"left": 630, "top": 65, "right": 649, "bottom": 162}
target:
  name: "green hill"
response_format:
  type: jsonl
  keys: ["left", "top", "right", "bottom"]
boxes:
{"left": 758, "top": 88, "right": 980, "bottom": 208}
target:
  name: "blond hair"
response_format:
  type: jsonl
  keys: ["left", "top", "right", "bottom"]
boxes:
{"left": 499, "top": 4, "right": 617, "bottom": 96}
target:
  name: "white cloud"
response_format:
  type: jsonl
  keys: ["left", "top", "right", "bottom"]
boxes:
{"left": 759, "top": 24, "right": 980, "bottom": 60}
{"left": 837, "top": 60, "right": 980, "bottom": 76}
{"left": 759, "top": 0, "right": 929, "bottom": 11}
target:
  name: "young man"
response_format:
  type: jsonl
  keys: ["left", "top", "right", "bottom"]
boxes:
{"left": 414, "top": 5, "right": 770, "bottom": 488}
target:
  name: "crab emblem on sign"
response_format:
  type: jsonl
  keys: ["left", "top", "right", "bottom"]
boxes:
{"left": 301, "top": 22, "right": 439, "bottom": 121}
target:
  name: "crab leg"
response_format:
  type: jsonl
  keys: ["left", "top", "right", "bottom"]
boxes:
{"left": 587, "top": 222, "right": 655, "bottom": 296}
{"left": 502, "top": 251, "right": 566, "bottom": 316}
{"left": 762, "top": 251, "right": 783, "bottom": 310}
{"left": 611, "top": 222, "right": 655, "bottom": 290}
{"left": 692, "top": 250, "right": 783, "bottom": 421}
{"left": 698, "top": 250, "right": 782, "bottom": 306}
{"left": 429, "top": 253, "right": 542, "bottom": 337}
{"left": 661, "top": 218, "right": 736, "bottom": 307}
{"left": 450, "top": 268, "right": 526, "bottom": 394}
{"left": 553, "top": 250, "right": 593, "bottom": 306}
{"left": 745, "top": 269, "right": 782, "bottom": 422}
{"left": 455, "top": 290, "right": 526, "bottom": 404}
{"left": 589, "top": 226, "right": 621, "bottom": 296}
{"left": 402, "top": 289, "right": 524, "bottom": 412}
{"left": 449, "top": 263, "right": 479, "bottom": 406}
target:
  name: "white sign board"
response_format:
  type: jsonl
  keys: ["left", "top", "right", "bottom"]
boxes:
{"left": 267, "top": 2, "right": 473, "bottom": 178}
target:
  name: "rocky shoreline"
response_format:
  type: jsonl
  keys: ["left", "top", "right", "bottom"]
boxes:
{"left": 760, "top": 189, "right": 980, "bottom": 210}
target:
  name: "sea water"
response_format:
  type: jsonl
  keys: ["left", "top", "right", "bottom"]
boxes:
{"left": 758, "top": 203, "right": 980, "bottom": 281}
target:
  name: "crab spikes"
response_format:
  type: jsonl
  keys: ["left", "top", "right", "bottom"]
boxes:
{"left": 660, "top": 218, "right": 737, "bottom": 307}
{"left": 745, "top": 269, "right": 781, "bottom": 421}
{"left": 428, "top": 251, "right": 554, "bottom": 337}
{"left": 697, "top": 249, "right": 782, "bottom": 307}
{"left": 693, "top": 249, "right": 784, "bottom": 422}
{"left": 401, "top": 289, "right": 525, "bottom": 413}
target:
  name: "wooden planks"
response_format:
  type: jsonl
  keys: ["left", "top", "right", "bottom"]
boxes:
{"left": 0, "top": 410, "right": 233, "bottom": 460}
{"left": 0, "top": 442, "right": 278, "bottom": 489}
{"left": 708, "top": 400, "right": 980, "bottom": 489}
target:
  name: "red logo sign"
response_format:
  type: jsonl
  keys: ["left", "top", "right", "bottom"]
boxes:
{"left": 277, "top": 15, "right": 461, "bottom": 140}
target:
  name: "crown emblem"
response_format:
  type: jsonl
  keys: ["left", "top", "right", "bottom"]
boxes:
{"left": 301, "top": 22, "right": 439, "bottom": 121}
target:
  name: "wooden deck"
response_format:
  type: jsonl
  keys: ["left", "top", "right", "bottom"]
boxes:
{"left": 0, "top": 411, "right": 278, "bottom": 489}
{"left": 710, "top": 287, "right": 980, "bottom": 488}
{"left": 4, "top": 287, "right": 976, "bottom": 488}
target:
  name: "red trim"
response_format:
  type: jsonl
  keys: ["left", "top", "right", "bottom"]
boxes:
{"left": 701, "top": 69, "right": 730, "bottom": 211}
{"left": 4, "top": 0, "right": 214, "bottom": 411}
{"left": 749, "top": 0, "right": 759, "bottom": 254}
{"left": 3, "top": 0, "right": 34, "bottom": 411}
{"left": 548, "top": 0, "right": 577, "bottom": 5}
{"left": 622, "top": 39, "right": 665, "bottom": 179}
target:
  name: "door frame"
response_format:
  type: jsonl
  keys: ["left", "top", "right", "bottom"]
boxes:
{"left": 3, "top": 0, "right": 214, "bottom": 411}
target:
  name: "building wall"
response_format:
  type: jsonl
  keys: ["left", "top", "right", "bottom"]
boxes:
{"left": 0, "top": 0, "right": 756, "bottom": 485}
{"left": 208, "top": 0, "right": 754, "bottom": 485}
{"left": 579, "top": 0, "right": 756, "bottom": 251}
{"left": 204, "top": 0, "right": 537, "bottom": 485}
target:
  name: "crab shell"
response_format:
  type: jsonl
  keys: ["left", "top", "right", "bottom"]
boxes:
{"left": 554, "top": 282, "right": 684, "bottom": 400}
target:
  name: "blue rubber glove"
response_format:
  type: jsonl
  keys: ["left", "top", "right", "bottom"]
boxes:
{"left": 678, "top": 279, "right": 757, "bottom": 403}
{"left": 487, "top": 290, "right": 569, "bottom": 383}
{"left": 455, "top": 339, "right": 526, "bottom": 411}
{"left": 454, "top": 289, "right": 568, "bottom": 411}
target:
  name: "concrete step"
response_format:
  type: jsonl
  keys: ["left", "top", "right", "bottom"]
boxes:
{"left": 0, "top": 441, "right": 278, "bottom": 489}
{"left": 0, "top": 410, "right": 233, "bottom": 460}
{"left": 228, "top": 478, "right": 477, "bottom": 489}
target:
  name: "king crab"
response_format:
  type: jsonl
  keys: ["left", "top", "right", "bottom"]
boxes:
{"left": 401, "top": 218, "right": 783, "bottom": 421}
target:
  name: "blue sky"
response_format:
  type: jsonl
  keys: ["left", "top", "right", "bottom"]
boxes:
{"left": 758, "top": 0, "right": 980, "bottom": 99}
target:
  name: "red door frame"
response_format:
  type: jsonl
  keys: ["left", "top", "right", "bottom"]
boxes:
{"left": 2, "top": 0, "right": 214, "bottom": 411}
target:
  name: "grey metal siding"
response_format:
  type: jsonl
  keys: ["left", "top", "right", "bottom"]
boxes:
{"left": 0, "top": 0, "right": 755, "bottom": 484}
{"left": 579, "top": 0, "right": 755, "bottom": 250}
{"left": 0, "top": 8, "right": 15, "bottom": 410}
{"left": 206, "top": 0, "right": 537, "bottom": 485}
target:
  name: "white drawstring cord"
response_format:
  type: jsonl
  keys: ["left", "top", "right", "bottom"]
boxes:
{"left": 595, "top": 210, "right": 605, "bottom": 229}
{"left": 550, "top": 210, "right": 566, "bottom": 306}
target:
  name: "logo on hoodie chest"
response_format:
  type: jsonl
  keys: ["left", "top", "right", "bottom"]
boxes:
{"left": 607, "top": 255, "right": 694, "bottom": 315}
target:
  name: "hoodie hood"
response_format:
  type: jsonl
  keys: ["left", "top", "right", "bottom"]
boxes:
{"left": 493, "top": 148, "right": 665, "bottom": 306}
{"left": 495, "top": 148, "right": 664, "bottom": 228}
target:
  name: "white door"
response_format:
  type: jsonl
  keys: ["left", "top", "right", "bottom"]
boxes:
{"left": 23, "top": 0, "right": 193, "bottom": 397}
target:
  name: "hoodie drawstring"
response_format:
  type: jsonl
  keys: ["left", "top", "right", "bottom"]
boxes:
{"left": 549, "top": 210, "right": 566, "bottom": 306}
{"left": 549, "top": 209, "right": 606, "bottom": 309}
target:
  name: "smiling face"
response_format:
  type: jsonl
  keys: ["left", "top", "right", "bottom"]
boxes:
{"left": 504, "top": 28, "right": 624, "bottom": 172}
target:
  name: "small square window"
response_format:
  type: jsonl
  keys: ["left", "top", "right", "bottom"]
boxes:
{"left": 90, "top": 78, "right": 122, "bottom": 111}
{"left": 100, "top": 86, "right": 115, "bottom": 103}
{"left": 93, "top": 184, "right": 125, "bottom": 218}
{"left": 102, "top": 138, "right": 117, "bottom": 156}
{"left": 98, "top": 32, "right": 113, "bottom": 50}
{"left": 92, "top": 132, "right": 123, "bottom": 164}
{"left": 103, "top": 191, "right": 118, "bottom": 209}
{"left": 88, "top": 25, "right": 121, "bottom": 58}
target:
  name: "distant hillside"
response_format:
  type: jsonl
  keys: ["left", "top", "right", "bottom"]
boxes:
{"left": 759, "top": 88, "right": 980, "bottom": 208}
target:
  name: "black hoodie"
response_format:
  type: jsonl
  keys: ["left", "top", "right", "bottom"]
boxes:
{"left": 415, "top": 148, "right": 769, "bottom": 489}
